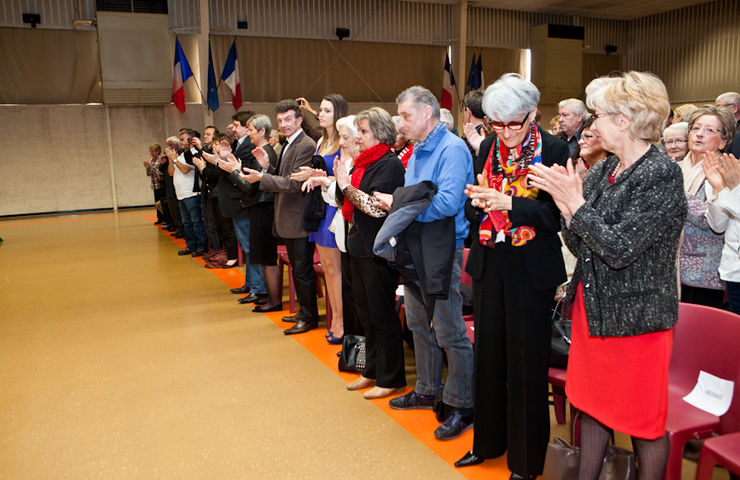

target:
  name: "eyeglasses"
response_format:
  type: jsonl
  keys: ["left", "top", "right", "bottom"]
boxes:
{"left": 487, "top": 112, "right": 531, "bottom": 131}
{"left": 580, "top": 132, "right": 599, "bottom": 142}
{"left": 664, "top": 139, "right": 687, "bottom": 146}
{"left": 690, "top": 125, "right": 721, "bottom": 136}
{"left": 592, "top": 112, "right": 618, "bottom": 120}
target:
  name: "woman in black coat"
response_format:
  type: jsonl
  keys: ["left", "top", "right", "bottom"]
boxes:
{"left": 457, "top": 73, "right": 568, "bottom": 480}
{"left": 334, "top": 107, "right": 407, "bottom": 400}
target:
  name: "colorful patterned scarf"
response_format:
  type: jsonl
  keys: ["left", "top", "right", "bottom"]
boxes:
{"left": 479, "top": 122, "right": 542, "bottom": 247}
{"left": 342, "top": 143, "right": 392, "bottom": 222}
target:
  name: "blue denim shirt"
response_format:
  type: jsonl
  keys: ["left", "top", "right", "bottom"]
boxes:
{"left": 404, "top": 122, "right": 474, "bottom": 246}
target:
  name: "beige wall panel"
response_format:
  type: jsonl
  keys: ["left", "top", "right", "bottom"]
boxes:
{"left": 0, "top": 28, "right": 101, "bottom": 104}
{"left": 108, "top": 107, "right": 168, "bottom": 208}
{"left": 0, "top": 105, "right": 110, "bottom": 216}
{"left": 582, "top": 53, "right": 621, "bottom": 87}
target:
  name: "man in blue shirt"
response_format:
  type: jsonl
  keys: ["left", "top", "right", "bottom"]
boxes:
{"left": 377, "top": 86, "right": 475, "bottom": 441}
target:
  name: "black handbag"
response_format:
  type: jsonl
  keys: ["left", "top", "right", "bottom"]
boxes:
{"left": 550, "top": 293, "right": 571, "bottom": 369}
{"left": 338, "top": 335, "right": 366, "bottom": 373}
{"left": 543, "top": 436, "right": 636, "bottom": 480}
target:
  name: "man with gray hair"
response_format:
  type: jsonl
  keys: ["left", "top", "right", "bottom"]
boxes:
{"left": 716, "top": 92, "right": 740, "bottom": 156}
{"left": 379, "top": 85, "right": 475, "bottom": 441}
{"left": 558, "top": 98, "right": 589, "bottom": 158}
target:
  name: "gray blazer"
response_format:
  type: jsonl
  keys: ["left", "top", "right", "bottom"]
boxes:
{"left": 259, "top": 131, "right": 316, "bottom": 239}
{"left": 563, "top": 145, "right": 687, "bottom": 337}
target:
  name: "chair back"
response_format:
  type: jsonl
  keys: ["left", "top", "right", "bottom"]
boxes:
{"left": 670, "top": 302, "right": 740, "bottom": 434}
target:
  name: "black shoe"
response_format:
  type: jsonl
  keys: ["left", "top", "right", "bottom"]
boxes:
{"left": 173, "top": 233, "right": 184, "bottom": 238}
{"left": 253, "top": 303, "right": 282, "bottom": 313}
{"left": 166, "top": 226, "right": 176, "bottom": 232}
{"left": 238, "top": 293, "right": 261, "bottom": 304}
{"left": 434, "top": 407, "right": 473, "bottom": 440}
{"left": 191, "top": 249, "right": 206, "bottom": 257}
{"left": 230, "top": 286, "right": 250, "bottom": 294}
{"left": 222, "top": 261, "right": 238, "bottom": 269}
{"left": 281, "top": 313, "right": 302, "bottom": 323}
{"left": 454, "top": 451, "right": 484, "bottom": 468}
{"left": 154, "top": 221, "right": 162, "bottom": 225}
{"left": 509, "top": 474, "right": 536, "bottom": 480}
{"left": 283, "top": 319, "right": 317, "bottom": 335}
{"left": 177, "top": 249, "right": 193, "bottom": 256}
{"left": 389, "top": 390, "right": 435, "bottom": 410}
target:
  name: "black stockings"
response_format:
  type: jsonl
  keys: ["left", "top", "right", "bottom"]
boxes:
{"left": 578, "top": 412, "right": 669, "bottom": 480}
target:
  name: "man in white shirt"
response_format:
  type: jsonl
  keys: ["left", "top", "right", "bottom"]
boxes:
{"left": 166, "top": 129, "right": 209, "bottom": 256}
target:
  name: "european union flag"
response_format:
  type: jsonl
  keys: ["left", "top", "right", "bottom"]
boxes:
{"left": 206, "top": 41, "right": 219, "bottom": 112}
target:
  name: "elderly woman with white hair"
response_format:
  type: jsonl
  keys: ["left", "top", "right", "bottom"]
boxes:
{"left": 663, "top": 121, "right": 689, "bottom": 161}
{"left": 456, "top": 73, "right": 568, "bottom": 479}
{"left": 529, "top": 71, "right": 687, "bottom": 479}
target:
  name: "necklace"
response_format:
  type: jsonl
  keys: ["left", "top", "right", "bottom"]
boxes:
{"left": 608, "top": 159, "right": 621, "bottom": 185}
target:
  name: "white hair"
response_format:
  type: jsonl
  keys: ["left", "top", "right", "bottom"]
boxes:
{"left": 440, "top": 108, "right": 454, "bottom": 129}
{"left": 482, "top": 73, "right": 539, "bottom": 122}
{"left": 663, "top": 121, "right": 688, "bottom": 138}
{"left": 716, "top": 92, "right": 740, "bottom": 108}
{"left": 558, "top": 98, "right": 591, "bottom": 122}
{"left": 336, "top": 114, "right": 357, "bottom": 137}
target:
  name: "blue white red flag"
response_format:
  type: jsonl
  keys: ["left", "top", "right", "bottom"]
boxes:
{"left": 221, "top": 41, "right": 242, "bottom": 111}
{"left": 171, "top": 37, "right": 193, "bottom": 113}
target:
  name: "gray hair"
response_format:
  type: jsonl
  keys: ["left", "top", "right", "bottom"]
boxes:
{"left": 396, "top": 86, "right": 440, "bottom": 120}
{"left": 440, "top": 108, "right": 454, "bottom": 129}
{"left": 336, "top": 114, "right": 358, "bottom": 137}
{"left": 482, "top": 73, "right": 539, "bottom": 122}
{"left": 247, "top": 114, "right": 272, "bottom": 139}
{"left": 354, "top": 107, "right": 396, "bottom": 145}
{"left": 165, "top": 136, "right": 179, "bottom": 147}
{"left": 558, "top": 98, "right": 590, "bottom": 122}
{"left": 663, "top": 121, "right": 688, "bottom": 138}
{"left": 716, "top": 92, "right": 740, "bottom": 108}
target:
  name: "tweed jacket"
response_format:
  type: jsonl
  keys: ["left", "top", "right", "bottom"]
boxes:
{"left": 563, "top": 145, "right": 688, "bottom": 337}
{"left": 259, "top": 131, "right": 317, "bottom": 239}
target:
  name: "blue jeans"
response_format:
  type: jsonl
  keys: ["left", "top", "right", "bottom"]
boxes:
{"left": 726, "top": 281, "right": 740, "bottom": 315}
{"left": 232, "top": 215, "right": 267, "bottom": 295}
{"left": 178, "top": 195, "right": 208, "bottom": 252}
{"left": 404, "top": 247, "right": 473, "bottom": 408}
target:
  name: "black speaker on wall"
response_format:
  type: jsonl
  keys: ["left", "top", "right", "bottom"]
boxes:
{"left": 336, "top": 27, "right": 350, "bottom": 40}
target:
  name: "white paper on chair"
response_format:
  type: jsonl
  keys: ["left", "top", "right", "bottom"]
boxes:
{"left": 683, "top": 370, "right": 734, "bottom": 416}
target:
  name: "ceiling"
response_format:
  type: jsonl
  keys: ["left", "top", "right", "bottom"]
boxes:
{"left": 402, "top": 0, "right": 716, "bottom": 20}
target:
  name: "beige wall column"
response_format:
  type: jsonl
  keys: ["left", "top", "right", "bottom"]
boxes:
{"left": 198, "top": 0, "right": 212, "bottom": 128}
{"left": 452, "top": 0, "right": 467, "bottom": 131}
{"left": 530, "top": 24, "right": 583, "bottom": 106}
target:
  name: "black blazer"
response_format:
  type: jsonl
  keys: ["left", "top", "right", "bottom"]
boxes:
{"left": 464, "top": 127, "right": 569, "bottom": 290}
{"left": 217, "top": 137, "right": 254, "bottom": 218}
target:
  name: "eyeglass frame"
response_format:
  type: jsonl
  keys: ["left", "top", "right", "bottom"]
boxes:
{"left": 592, "top": 112, "right": 619, "bottom": 121}
{"left": 485, "top": 111, "right": 532, "bottom": 131}
{"left": 689, "top": 125, "right": 722, "bottom": 136}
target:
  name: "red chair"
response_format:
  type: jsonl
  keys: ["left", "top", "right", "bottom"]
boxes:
{"left": 276, "top": 245, "right": 295, "bottom": 313}
{"left": 312, "top": 250, "right": 331, "bottom": 331}
{"left": 548, "top": 367, "right": 568, "bottom": 426}
{"left": 664, "top": 303, "right": 740, "bottom": 480}
{"left": 697, "top": 432, "right": 740, "bottom": 479}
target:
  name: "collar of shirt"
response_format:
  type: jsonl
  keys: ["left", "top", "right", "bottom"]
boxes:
{"left": 414, "top": 121, "right": 446, "bottom": 153}
{"left": 285, "top": 129, "right": 302, "bottom": 148}
{"left": 237, "top": 134, "right": 248, "bottom": 148}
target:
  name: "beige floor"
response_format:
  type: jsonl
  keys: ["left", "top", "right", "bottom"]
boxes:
{"left": 0, "top": 209, "right": 730, "bottom": 479}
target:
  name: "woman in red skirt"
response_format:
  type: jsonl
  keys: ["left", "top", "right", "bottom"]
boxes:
{"left": 529, "top": 71, "right": 688, "bottom": 479}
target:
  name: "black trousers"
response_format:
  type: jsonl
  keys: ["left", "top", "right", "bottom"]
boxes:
{"left": 284, "top": 237, "right": 318, "bottom": 322}
{"left": 341, "top": 251, "right": 361, "bottom": 336}
{"left": 680, "top": 284, "right": 725, "bottom": 310}
{"left": 349, "top": 255, "right": 405, "bottom": 388}
{"left": 471, "top": 242, "right": 555, "bottom": 477}
{"left": 163, "top": 175, "right": 183, "bottom": 233}
{"left": 201, "top": 194, "right": 221, "bottom": 252}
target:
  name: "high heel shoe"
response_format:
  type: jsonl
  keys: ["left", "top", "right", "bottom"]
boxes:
{"left": 326, "top": 333, "right": 343, "bottom": 345}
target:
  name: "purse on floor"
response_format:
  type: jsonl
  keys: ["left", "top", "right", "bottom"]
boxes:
{"left": 338, "top": 335, "right": 366, "bottom": 374}
{"left": 543, "top": 436, "right": 636, "bottom": 480}
{"left": 550, "top": 292, "right": 571, "bottom": 369}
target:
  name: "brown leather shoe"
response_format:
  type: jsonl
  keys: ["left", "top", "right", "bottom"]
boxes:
{"left": 281, "top": 313, "right": 302, "bottom": 323}
{"left": 283, "top": 319, "right": 317, "bottom": 335}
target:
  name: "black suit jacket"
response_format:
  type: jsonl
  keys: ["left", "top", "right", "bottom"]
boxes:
{"left": 217, "top": 137, "right": 254, "bottom": 218}
{"left": 464, "top": 127, "right": 569, "bottom": 290}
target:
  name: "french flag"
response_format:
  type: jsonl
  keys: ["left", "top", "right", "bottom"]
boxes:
{"left": 441, "top": 52, "right": 455, "bottom": 110}
{"left": 171, "top": 37, "right": 193, "bottom": 113}
{"left": 221, "top": 41, "right": 242, "bottom": 111}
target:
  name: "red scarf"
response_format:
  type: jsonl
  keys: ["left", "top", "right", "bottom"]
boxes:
{"left": 342, "top": 143, "right": 392, "bottom": 222}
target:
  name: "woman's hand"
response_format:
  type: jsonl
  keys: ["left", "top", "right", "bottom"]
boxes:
{"left": 202, "top": 150, "right": 218, "bottom": 164}
{"left": 373, "top": 192, "right": 393, "bottom": 211}
{"left": 528, "top": 158, "right": 585, "bottom": 224}
{"left": 192, "top": 156, "right": 206, "bottom": 171}
{"left": 290, "top": 166, "right": 326, "bottom": 182}
{"left": 142, "top": 159, "right": 150, "bottom": 168}
{"left": 218, "top": 140, "right": 232, "bottom": 160}
{"left": 252, "top": 146, "right": 270, "bottom": 170}
{"left": 219, "top": 154, "right": 241, "bottom": 173}
{"left": 702, "top": 151, "right": 726, "bottom": 193}
{"left": 240, "top": 167, "right": 262, "bottom": 184}
{"left": 295, "top": 97, "right": 317, "bottom": 117}
{"left": 720, "top": 153, "right": 740, "bottom": 190}
{"left": 465, "top": 173, "right": 513, "bottom": 211}
{"left": 334, "top": 156, "right": 350, "bottom": 190}
{"left": 301, "top": 176, "right": 331, "bottom": 192}
{"left": 575, "top": 158, "right": 588, "bottom": 182}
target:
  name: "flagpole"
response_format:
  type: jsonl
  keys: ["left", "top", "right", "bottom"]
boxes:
{"left": 215, "top": 36, "right": 237, "bottom": 91}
